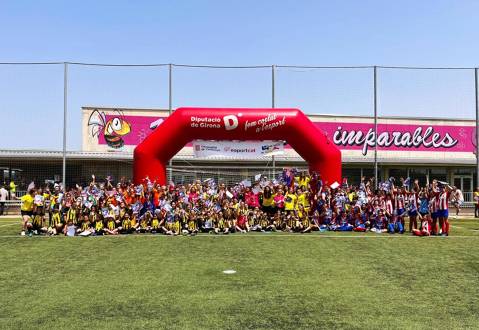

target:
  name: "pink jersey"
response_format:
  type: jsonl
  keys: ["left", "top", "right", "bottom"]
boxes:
{"left": 274, "top": 194, "right": 285, "bottom": 208}
{"left": 245, "top": 192, "right": 260, "bottom": 208}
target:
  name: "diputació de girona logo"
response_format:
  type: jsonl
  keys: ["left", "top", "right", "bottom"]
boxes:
{"left": 223, "top": 115, "right": 239, "bottom": 131}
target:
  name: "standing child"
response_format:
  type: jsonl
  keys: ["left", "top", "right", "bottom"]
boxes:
{"left": 438, "top": 184, "right": 452, "bottom": 236}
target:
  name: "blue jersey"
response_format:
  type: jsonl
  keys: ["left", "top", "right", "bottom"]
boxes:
{"left": 419, "top": 198, "right": 429, "bottom": 214}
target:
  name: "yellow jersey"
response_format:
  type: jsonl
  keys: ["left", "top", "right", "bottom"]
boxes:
{"left": 151, "top": 218, "right": 160, "bottom": 229}
{"left": 21, "top": 194, "right": 34, "bottom": 212}
{"left": 262, "top": 194, "right": 275, "bottom": 207}
{"left": 51, "top": 212, "right": 62, "bottom": 227}
{"left": 295, "top": 176, "right": 310, "bottom": 190}
{"left": 66, "top": 208, "right": 78, "bottom": 224}
{"left": 33, "top": 214, "right": 44, "bottom": 227}
{"left": 107, "top": 219, "right": 116, "bottom": 230}
{"left": 81, "top": 221, "right": 91, "bottom": 231}
{"left": 95, "top": 219, "right": 104, "bottom": 231}
{"left": 297, "top": 193, "right": 310, "bottom": 210}
{"left": 284, "top": 193, "right": 297, "bottom": 211}
{"left": 187, "top": 219, "right": 197, "bottom": 231}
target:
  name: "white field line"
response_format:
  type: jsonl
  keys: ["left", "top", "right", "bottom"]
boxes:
{"left": 0, "top": 223, "right": 19, "bottom": 227}
{"left": 0, "top": 234, "right": 477, "bottom": 239}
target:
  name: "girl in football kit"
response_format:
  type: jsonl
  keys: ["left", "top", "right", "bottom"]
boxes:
{"left": 48, "top": 205, "right": 63, "bottom": 235}
{"left": 408, "top": 187, "right": 419, "bottom": 232}
{"left": 372, "top": 210, "right": 388, "bottom": 233}
{"left": 387, "top": 213, "right": 404, "bottom": 234}
{"left": 429, "top": 191, "right": 440, "bottom": 235}
{"left": 352, "top": 208, "right": 367, "bottom": 232}
{"left": 412, "top": 215, "right": 432, "bottom": 236}
{"left": 336, "top": 210, "right": 353, "bottom": 231}
{"left": 302, "top": 210, "right": 320, "bottom": 233}
{"left": 214, "top": 212, "right": 230, "bottom": 234}
{"left": 438, "top": 184, "right": 452, "bottom": 236}
{"left": 393, "top": 187, "right": 407, "bottom": 230}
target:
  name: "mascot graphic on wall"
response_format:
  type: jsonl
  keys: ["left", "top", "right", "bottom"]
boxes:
{"left": 88, "top": 109, "right": 131, "bottom": 149}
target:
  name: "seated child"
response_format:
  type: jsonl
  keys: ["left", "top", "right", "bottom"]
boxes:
{"left": 412, "top": 215, "right": 432, "bottom": 236}
{"left": 371, "top": 211, "right": 388, "bottom": 233}
{"left": 104, "top": 213, "right": 119, "bottom": 235}
{"left": 336, "top": 211, "right": 353, "bottom": 231}
{"left": 387, "top": 211, "right": 404, "bottom": 234}
{"left": 48, "top": 205, "right": 63, "bottom": 235}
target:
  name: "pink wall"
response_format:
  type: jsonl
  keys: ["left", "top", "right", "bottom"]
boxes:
{"left": 94, "top": 114, "right": 475, "bottom": 155}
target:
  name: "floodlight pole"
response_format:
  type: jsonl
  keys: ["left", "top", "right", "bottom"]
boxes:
{"left": 271, "top": 65, "right": 276, "bottom": 177}
{"left": 373, "top": 66, "right": 378, "bottom": 189}
{"left": 168, "top": 63, "right": 173, "bottom": 181}
{"left": 475, "top": 68, "right": 479, "bottom": 188}
{"left": 62, "top": 62, "right": 68, "bottom": 191}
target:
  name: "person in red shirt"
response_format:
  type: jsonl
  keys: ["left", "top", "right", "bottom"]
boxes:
{"left": 273, "top": 188, "right": 285, "bottom": 211}
{"left": 244, "top": 187, "right": 260, "bottom": 209}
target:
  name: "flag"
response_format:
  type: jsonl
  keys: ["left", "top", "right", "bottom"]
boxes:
{"left": 403, "top": 177, "right": 411, "bottom": 188}
{"left": 27, "top": 181, "right": 35, "bottom": 191}
{"left": 330, "top": 182, "right": 340, "bottom": 189}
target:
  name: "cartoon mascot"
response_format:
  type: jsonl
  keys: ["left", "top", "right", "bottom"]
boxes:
{"left": 88, "top": 109, "right": 131, "bottom": 149}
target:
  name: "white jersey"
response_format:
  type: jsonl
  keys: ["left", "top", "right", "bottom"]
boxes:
{"left": 0, "top": 188, "right": 7, "bottom": 201}
{"left": 455, "top": 190, "right": 464, "bottom": 203}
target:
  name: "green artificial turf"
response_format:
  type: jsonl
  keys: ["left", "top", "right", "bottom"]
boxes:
{"left": 0, "top": 217, "right": 478, "bottom": 329}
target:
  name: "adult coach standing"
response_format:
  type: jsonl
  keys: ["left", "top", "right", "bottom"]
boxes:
{"left": 0, "top": 184, "right": 7, "bottom": 215}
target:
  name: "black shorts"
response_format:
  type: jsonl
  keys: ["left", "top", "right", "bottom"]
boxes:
{"left": 262, "top": 205, "right": 276, "bottom": 214}
{"left": 21, "top": 210, "right": 33, "bottom": 217}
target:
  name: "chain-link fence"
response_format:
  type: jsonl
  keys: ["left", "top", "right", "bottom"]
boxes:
{"left": 1, "top": 62, "right": 478, "bottom": 190}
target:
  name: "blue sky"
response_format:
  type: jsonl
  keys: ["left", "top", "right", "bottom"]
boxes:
{"left": 1, "top": 0, "right": 479, "bottom": 150}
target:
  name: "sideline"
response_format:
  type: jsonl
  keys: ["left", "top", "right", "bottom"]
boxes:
{"left": 0, "top": 234, "right": 477, "bottom": 239}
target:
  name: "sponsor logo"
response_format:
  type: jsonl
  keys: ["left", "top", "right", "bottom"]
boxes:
{"left": 223, "top": 115, "right": 239, "bottom": 131}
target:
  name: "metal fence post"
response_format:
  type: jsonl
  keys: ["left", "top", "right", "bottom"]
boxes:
{"left": 271, "top": 65, "right": 276, "bottom": 178}
{"left": 373, "top": 66, "right": 378, "bottom": 188}
{"left": 168, "top": 63, "right": 173, "bottom": 181}
{"left": 475, "top": 68, "right": 479, "bottom": 188}
{"left": 62, "top": 62, "right": 68, "bottom": 191}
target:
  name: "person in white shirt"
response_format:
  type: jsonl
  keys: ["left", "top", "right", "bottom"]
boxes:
{"left": 0, "top": 184, "right": 8, "bottom": 215}
{"left": 453, "top": 187, "right": 464, "bottom": 218}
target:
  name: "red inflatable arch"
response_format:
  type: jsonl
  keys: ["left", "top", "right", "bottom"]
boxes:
{"left": 133, "top": 107, "right": 341, "bottom": 185}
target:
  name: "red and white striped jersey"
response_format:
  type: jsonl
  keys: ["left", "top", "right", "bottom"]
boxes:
{"left": 421, "top": 219, "right": 431, "bottom": 233}
{"left": 379, "top": 197, "right": 386, "bottom": 210}
{"left": 395, "top": 194, "right": 405, "bottom": 210}
{"left": 439, "top": 191, "right": 450, "bottom": 210}
{"left": 408, "top": 193, "right": 418, "bottom": 211}
{"left": 429, "top": 196, "right": 439, "bottom": 213}
{"left": 385, "top": 199, "right": 394, "bottom": 215}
